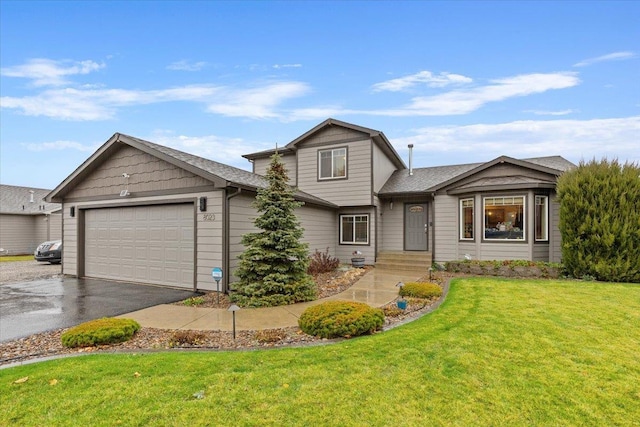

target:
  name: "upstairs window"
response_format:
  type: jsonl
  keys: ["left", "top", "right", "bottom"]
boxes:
{"left": 460, "top": 198, "right": 474, "bottom": 240}
{"left": 484, "top": 196, "right": 525, "bottom": 240}
{"left": 340, "top": 214, "right": 369, "bottom": 244}
{"left": 535, "top": 195, "right": 549, "bottom": 241}
{"left": 319, "top": 147, "right": 347, "bottom": 180}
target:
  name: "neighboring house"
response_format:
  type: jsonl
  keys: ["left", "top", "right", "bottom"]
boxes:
{"left": 46, "top": 118, "right": 573, "bottom": 291}
{"left": 0, "top": 184, "right": 62, "bottom": 255}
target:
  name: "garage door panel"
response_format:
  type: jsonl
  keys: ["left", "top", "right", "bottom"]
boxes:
{"left": 85, "top": 204, "right": 194, "bottom": 288}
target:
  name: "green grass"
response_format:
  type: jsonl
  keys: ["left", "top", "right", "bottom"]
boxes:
{"left": 0, "top": 255, "right": 34, "bottom": 262}
{"left": 1, "top": 278, "right": 639, "bottom": 426}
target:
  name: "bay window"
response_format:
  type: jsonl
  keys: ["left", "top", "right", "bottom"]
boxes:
{"left": 535, "top": 195, "right": 548, "bottom": 241}
{"left": 483, "top": 196, "right": 525, "bottom": 240}
{"left": 460, "top": 198, "right": 474, "bottom": 240}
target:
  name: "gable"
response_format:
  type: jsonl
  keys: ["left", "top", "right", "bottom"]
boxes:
{"left": 443, "top": 162, "right": 558, "bottom": 194}
{"left": 294, "top": 125, "right": 370, "bottom": 149}
{"left": 63, "top": 145, "right": 213, "bottom": 200}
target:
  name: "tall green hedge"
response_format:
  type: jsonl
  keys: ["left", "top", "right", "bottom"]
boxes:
{"left": 556, "top": 159, "right": 640, "bottom": 282}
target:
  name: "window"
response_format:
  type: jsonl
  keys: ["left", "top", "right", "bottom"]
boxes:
{"left": 340, "top": 214, "right": 369, "bottom": 244}
{"left": 483, "top": 196, "right": 525, "bottom": 240}
{"left": 535, "top": 195, "right": 548, "bottom": 241}
{"left": 319, "top": 148, "right": 347, "bottom": 180}
{"left": 460, "top": 198, "right": 474, "bottom": 240}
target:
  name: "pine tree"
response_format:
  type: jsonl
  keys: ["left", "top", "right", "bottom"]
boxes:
{"left": 231, "top": 152, "right": 317, "bottom": 306}
{"left": 557, "top": 159, "right": 640, "bottom": 282}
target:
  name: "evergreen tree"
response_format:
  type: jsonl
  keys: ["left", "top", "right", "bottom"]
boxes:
{"left": 231, "top": 152, "right": 317, "bottom": 306}
{"left": 557, "top": 159, "right": 640, "bottom": 282}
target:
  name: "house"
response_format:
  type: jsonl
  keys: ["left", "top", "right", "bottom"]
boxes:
{"left": 46, "top": 118, "right": 573, "bottom": 291}
{"left": 0, "top": 184, "right": 62, "bottom": 255}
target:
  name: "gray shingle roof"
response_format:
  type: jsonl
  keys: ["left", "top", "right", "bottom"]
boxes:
{"left": 379, "top": 156, "right": 574, "bottom": 195}
{"left": 120, "top": 134, "right": 337, "bottom": 208}
{"left": 0, "top": 184, "right": 61, "bottom": 214}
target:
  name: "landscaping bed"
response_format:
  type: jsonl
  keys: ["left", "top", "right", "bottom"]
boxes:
{"left": 445, "top": 260, "right": 561, "bottom": 278}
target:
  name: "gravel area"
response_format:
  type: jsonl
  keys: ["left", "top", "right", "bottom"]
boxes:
{"left": 0, "top": 264, "right": 450, "bottom": 368}
{"left": 0, "top": 260, "right": 61, "bottom": 285}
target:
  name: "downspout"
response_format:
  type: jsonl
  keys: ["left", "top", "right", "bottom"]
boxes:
{"left": 224, "top": 187, "right": 242, "bottom": 292}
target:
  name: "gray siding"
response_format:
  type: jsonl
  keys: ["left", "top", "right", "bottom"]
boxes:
{"left": 62, "top": 190, "right": 224, "bottom": 291}
{"left": 373, "top": 143, "right": 398, "bottom": 193}
{"left": 532, "top": 243, "right": 550, "bottom": 262}
{"left": 297, "top": 139, "right": 371, "bottom": 206}
{"left": 434, "top": 194, "right": 458, "bottom": 262}
{"left": 228, "top": 193, "right": 337, "bottom": 282}
{"left": 49, "top": 213, "right": 62, "bottom": 240}
{"left": 0, "top": 214, "right": 39, "bottom": 254}
{"left": 65, "top": 145, "right": 211, "bottom": 200}
{"left": 335, "top": 206, "right": 376, "bottom": 264}
{"left": 550, "top": 195, "right": 562, "bottom": 263}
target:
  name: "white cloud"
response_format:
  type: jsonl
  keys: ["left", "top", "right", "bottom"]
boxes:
{"left": 524, "top": 109, "right": 576, "bottom": 116}
{"left": 395, "top": 116, "right": 640, "bottom": 165}
{"left": 573, "top": 51, "right": 636, "bottom": 67}
{"left": 374, "top": 72, "right": 580, "bottom": 116}
{"left": 167, "top": 60, "right": 207, "bottom": 71}
{"left": 23, "top": 140, "right": 98, "bottom": 152}
{"left": 0, "top": 58, "right": 104, "bottom": 86}
{"left": 206, "top": 82, "right": 311, "bottom": 119}
{"left": 273, "top": 64, "right": 302, "bottom": 69}
{"left": 372, "top": 71, "right": 472, "bottom": 92}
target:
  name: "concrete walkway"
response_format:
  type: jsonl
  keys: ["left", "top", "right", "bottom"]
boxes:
{"left": 118, "top": 269, "right": 422, "bottom": 331}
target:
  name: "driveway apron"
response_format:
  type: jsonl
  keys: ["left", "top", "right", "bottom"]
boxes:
{"left": 0, "top": 278, "right": 199, "bottom": 342}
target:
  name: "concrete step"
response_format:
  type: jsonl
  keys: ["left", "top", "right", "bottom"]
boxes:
{"left": 375, "top": 251, "right": 432, "bottom": 273}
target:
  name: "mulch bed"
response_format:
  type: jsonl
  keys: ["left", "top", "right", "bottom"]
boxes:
{"left": 1, "top": 268, "right": 448, "bottom": 368}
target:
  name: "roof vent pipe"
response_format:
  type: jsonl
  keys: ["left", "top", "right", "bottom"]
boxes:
{"left": 408, "top": 144, "right": 414, "bottom": 176}
{"left": 29, "top": 190, "right": 35, "bottom": 203}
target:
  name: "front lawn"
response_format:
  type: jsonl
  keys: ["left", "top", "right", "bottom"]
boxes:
{"left": 1, "top": 278, "right": 638, "bottom": 426}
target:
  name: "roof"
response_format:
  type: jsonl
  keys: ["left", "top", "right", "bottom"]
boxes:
{"left": 378, "top": 155, "right": 574, "bottom": 196}
{"left": 47, "top": 133, "right": 337, "bottom": 208}
{"left": 243, "top": 118, "right": 407, "bottom": 169}
{"left": 0, "top": 184, "right": 61, "bottom": 215}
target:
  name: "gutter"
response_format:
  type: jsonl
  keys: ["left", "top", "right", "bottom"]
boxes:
{"left": 223, "top": 187, "right": 242, "bottom": 292}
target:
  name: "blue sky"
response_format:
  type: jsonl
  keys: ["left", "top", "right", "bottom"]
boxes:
{"left": 1, "top": 1, "right": 638, "bottom": 189}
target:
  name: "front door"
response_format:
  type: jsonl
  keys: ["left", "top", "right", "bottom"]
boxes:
{"left": 405, "top": 203, "right": 428, "bottom": 251}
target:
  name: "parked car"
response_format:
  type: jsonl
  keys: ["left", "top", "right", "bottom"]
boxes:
{"left": 34, "top": 240, "right": 62, "bottom": 264}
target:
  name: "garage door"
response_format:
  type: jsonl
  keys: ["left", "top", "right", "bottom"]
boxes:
{"left": 85, "top": 204, "right": 194, "bottom": 288}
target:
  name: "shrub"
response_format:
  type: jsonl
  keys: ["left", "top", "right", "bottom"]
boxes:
{"left": 298, "top": 301, "right": 384, "bottom": 339}
{"left": 308, "top": 247, "right": 340, "bottom": 275}
{"left": 182, "top": 296, "right": 205, "bottom": 306}
{"left": 557, "top": 159, "right": 640, "bottom": 283}
{"left": 61, "top": 318, "right": 140, "bottom": 348}
{"left": 169, "top": 330, "right": 206, "bottom": 347}
{"left": 399, "top": 282, "right": 443, "bottom": 299}
{"left": 254, "top": 329, "right": 286, "bottom": 343}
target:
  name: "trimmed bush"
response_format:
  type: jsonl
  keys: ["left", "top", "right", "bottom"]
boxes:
{"left": 557, "top": 159, "right": 640, "bottom": 283}
{"left": 298, "top": 300, "right": 384, "bottom": 339}
{"left": 61, "top": 318, "right": 140, "bottom": 348}
{"left": 399, "top": 282, "right": 443, "bottom": 299}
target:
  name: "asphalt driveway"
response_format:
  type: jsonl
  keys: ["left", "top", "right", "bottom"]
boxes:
{"left": 0, "top": 278, "right": 200, "bottom": 342}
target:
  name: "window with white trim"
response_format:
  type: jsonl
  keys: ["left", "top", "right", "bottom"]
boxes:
{"left": 483, "top": 196, "right": 525, "bottom": 240}
{"left": 319, "top": 148, "right": 347, "bottom": 180}
{"left": 460, "top": 198, "right": 474, "bottom": 240}
{"left": 535, "top": 195, "right": 548, "bottom": 241}
{"left": 340, "top": 214, "right": 369, "bottom": 244}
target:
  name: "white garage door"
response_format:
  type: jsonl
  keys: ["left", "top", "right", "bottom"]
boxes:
{"left": 85, "top": 204, "right": 194, "bottom": 288}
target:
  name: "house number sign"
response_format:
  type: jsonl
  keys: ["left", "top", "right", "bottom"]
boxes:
{"left": 202, "top": 213, "right": 216, "bottom": 221}
{"left": 409, "top": 206, "right": 424, "bottom": 213}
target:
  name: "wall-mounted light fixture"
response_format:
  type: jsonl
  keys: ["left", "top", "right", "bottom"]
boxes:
{"left": 120, "top": 173, "right": 131, "bottom": 197}
{"left": 389, "top": 200, "right": 394, "bottom": 210}
{"left": 70, "top": 206, "right": 75, "bottom": 217}
{"left": 199, "top": 196, "right": 207, "bottom": 212}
